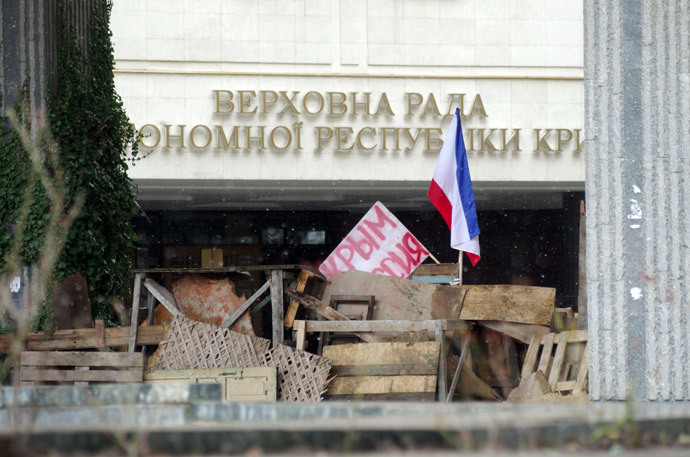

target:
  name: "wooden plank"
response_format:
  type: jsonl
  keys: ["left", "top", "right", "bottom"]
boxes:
{"left": 94, "top": 319, "right": 106, "bottom": 348}
{"left": 145, "top": 292, "right": 156, "bottom": 326}
{"left": 322, "top": 270, "right": 555, "bottom": 326}
{"left": 0, "top": 325, "right": 166, "bottom": 352}
{"left": 270, "top": 270, "right": 284, "bottom": 347}
{"left": 573, "top": 344, "right": 589, "bottom": 394}
{"left": 327, "top": 375, "right": 437, "bottom": 395}
{"left": 548, "top": 331, "right": 570, "bottom": 390}
{"left": 503, "top": 334, "right": 520, "bottom": 384}
{"left": 74, "top": 367, "right": 89, "bottom": 387}
{"left": 322, "top": 342, "right": 440, "bottom": 366}
{"left": 21, "top": 351, "right": 144, "bottom": 367}
{"left": 537, "top": 333, "right": 555, "bottom": 375}
{"left": 435, "top": 321, "right": 447, "bottom": 401}
{"left": 457, "top": 285, "right": 555, "bottom": 326}
{"left": 284, "top": 270, "right": 314, "bottom": 328}
{"left": 284, "top": 289, "right": 383, "bottom": 343}
{"left": 220, "top": 280, "right": 270, "bottom": 329}
{"left": 128, "top": 273, "right": 143, "bottom": 352}
{"left": 301, "top": 319, "right": 467, "bottom": 333}
{"left": 143, "top": 277, "right": 182, "bottom": 316}
{"left": 295, "top": 319, "right": 306, "bottom": 351}
{"left": 556, "top": 380, "right": 577, "bottom": 391}
{"left": 412, "top": 263, "right": 459, "bottom": 277}
{"left": 20, "top": 369, "right": 143, "bottom": 383}
{"left": 331, "top": 363, "right": 438, "bottom": 376}
{"left": 477, "top": 321, "right": 550, "bottom": 345}
{"left": 540, "top": 330, "right": 588, "bottom": 345}
{"left": 326, "top": 392, "right": 435, "bottom": 401}
{"left": 446, "top": 337, "right": 470, "bottom": 403}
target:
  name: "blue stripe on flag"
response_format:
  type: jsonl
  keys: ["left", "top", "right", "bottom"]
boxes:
{"left": 454, "top": 108, "right": 480, "bottom": 239}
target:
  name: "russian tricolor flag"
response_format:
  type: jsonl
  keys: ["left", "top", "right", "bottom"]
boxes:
{"left": 427, "top": 108, "right": 481, "bottom": 266}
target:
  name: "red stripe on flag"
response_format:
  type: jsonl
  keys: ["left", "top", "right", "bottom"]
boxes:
{"left": 427, "top": 179, "right": 452, "bottom": 230}
{"left": 466, "top": 251, "right": 480, "bottom": 267}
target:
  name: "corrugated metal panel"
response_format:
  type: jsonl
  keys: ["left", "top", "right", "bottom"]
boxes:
{"left": 585, "top": 0, "right": 690, "bottom": 401}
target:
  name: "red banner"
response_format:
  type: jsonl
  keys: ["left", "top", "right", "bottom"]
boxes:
{"left": 319, "top": 202, "right": 430, "bottom": 279}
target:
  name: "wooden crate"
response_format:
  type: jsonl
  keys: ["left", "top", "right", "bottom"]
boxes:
{"left": 144, "top": 367, "right": 277, "bottom": 402}
{"left": 20, "top": 351, "right": 144, "bottom": 386}
{"left": 520, "top": 330, "right": 588, "bottom": 394}
{"left": 323, "top": 341, "right": 440, "bottom": 401}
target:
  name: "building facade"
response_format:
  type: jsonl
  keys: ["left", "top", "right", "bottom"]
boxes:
{"left": 110, "top": 0, "right": 584, "bottom": 304}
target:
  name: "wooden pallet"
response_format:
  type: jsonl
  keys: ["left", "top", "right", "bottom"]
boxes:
{"left": 323, "top": 342, "right": 440, "bottom": 401}
{"left": 520, "top": 330, "right": 588, "bottom": 394}
{"left": 0, "top": 323, "right": 165, "bottom": 353}
{"left": 20, "top": 351, "right": 144, "bottom": 386}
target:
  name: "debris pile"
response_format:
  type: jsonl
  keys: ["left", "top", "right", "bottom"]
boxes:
{"left": 0, "top": 262, "right": 587, "bottom": 403}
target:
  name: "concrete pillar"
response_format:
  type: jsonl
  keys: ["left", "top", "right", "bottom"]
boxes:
{"left": 585, "top": 1, "right": 690, "bottom": 400}
{"left": 0, "top": 0, "right": 50, "bottom": 125}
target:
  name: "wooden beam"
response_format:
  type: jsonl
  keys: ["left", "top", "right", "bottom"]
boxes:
{"left": 270, "top": 270, "right": 284, "bottom": 347}
{"left": 477, "top": 321, "right": 550, "bottom": 345}
{"left": 20, "top": 351, "right": 143, "bottom": 367}
{"left": 284, "top": 270, "right": 314, "bottom": 328}
{"left": 537, "top": 333, "right": 555, "bottom": 374}
{"left": 94, "top": 320, "right": 106, "bottom": 348}
{"left": 220, "top": 280, "right": 270, "bottom": 329}
{"left": 285, "top": 290, "right": 383, "bottom": 343}
{"left": 331, "top": 364, "right": 438, "bottom": 376}
{"left": 0, "top": 326, "right": 166, "bottom": 352}
{"left": 573, "top": 344, "right": 589, "bottom": 394}
{"left": 520, "top": 335, "right": 541, "bottom": 380}
{"left": 296, "top": 318, "right": 468, "bottom": 333}
{"left": 539, "top": 330, "right": 588, "bottom": 345}
{"left": 447, "top": 337, "right": 470, "bottom": 402}
{"left": 435, "top": 321, "right": 447, "bottom": 402}
{"left": 21, "top": 369, "right": 142, "bottom": 383}
{"left": 327, "top": 375, "right": 437, "bottom": 396}
{"left": 143, "top": 278, "right": 182, "bottom": 316}
{"left": 128, "top": 273, "right": 144, "bottom": 352}
{"left": 548, "top": 331, "right": 570, "bottom": 390}
{"left": 295, "top": 319, "right": 306, "bottom": 351}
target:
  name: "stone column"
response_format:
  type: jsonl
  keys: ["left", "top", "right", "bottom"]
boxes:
{"left": 584, "top": 0, "right": 690, "bottom": 400}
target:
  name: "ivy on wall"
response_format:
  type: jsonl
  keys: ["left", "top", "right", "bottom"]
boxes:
{"left": 0, "top": 1, "right": 142, "bottom": 327}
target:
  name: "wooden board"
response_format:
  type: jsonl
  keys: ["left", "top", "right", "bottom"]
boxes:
{"left": 144, "top": 367, "right": 277, "bottom": 402}
{"left": 411, "top": 263, "right": 459, "bottom": 276}
{"left": 0, "top": 326, "right": 166, "bottom": 352}
{"left": 284, "top": 270, "right": 315, "bottom": 328}
{"left": 323, "top": 341, "right": 440, "bottom": 366}
{"left": 20, "top": 351, "right": 143, "bottom": 367}
{"left": 477, "top": 321, "right": 550, "bottom": 345}
{"left": 520, "top": 330, "right": 588, "bottom": 395}
{"left": 143, "top": 278, "right": 183, "bottom": 316}
{"left": 20, "top": 351, "right": 144, "bottom": 386}
{"left": 128, "top": 273, "right": 143, "bottom": 351}
{"left": 327, "top": 375, "right": 437, "bottom": 395}
{"left": 322, "top": 270, "right": 556, "bottom": 326}
{"left": 323, "top": 341, "right": 439, "bottom": 400}
{"left": 453, "top": 285, "right": 555, "bottom": 326}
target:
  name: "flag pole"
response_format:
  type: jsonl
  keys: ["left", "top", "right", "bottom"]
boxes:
{"left": 458, "top": 251, "right": 463, "bottom": 285}
{"left": 428, "top": 252, "right": 441, "bottom": 264}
